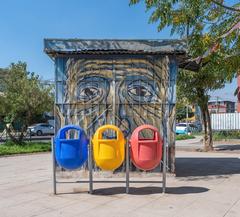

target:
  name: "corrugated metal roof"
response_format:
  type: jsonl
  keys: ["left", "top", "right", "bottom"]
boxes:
{"left": 44, "top": 39, "right": 187, "bottom": 55}
{"left": 44, "top": 38, "right": 199, "bottom": 71}
{"left": 208, "top": 100, "right": 235, "bottom": 103}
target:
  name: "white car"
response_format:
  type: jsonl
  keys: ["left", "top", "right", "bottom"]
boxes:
{"left": 28, "top": 123, "right": 54, "bottom": 136}
{"left": 176, "top": 123, "right": 190, "bottom": 135}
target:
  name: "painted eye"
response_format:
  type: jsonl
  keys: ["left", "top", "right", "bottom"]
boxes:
{"left": 128, "top": 86, "right": 152, "bottom": 97}
{"left": 79, "top": 87, "right": 99, "bottom": 100}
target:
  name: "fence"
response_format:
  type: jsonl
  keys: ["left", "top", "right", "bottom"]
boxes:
{"left": 211, "top": 113, "right": 240, "bottom": 131}
{"left": 0, "top": 129, "right": 51, "bottom": 142}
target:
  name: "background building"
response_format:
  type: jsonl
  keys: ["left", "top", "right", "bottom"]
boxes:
{"left": 208, "top": 100, "right": 235, "bottom": 114}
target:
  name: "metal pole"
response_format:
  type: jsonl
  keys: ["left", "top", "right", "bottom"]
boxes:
{"left": 29, "top": 129, "right": 32, "bottom": 142}
{"left": 162, "top": 101, "right": 169, "bottom": 194}
{"left": 51, "top": 137, "right": 57, "bottom": 195}
{"left": 186, "top": 104, "right": 189, "bottom": 134}
{"left": 217, "top": 96, "right": 219, "bottom": 113}
{"left": 162, "top": 98, "right": 170, "bottom": 193}
{"left": 88, "top": 138, "right": 93, "bottom": 194}
{"left": 88, "top": 72, "right": 94, "bottom": 194}
{"left": 162, "top": 136, "right": 167, "bottom": 193}
{"left": 112, "top": 60, "right": 116, "bottom": 126}
{"left": 52, "top": 57, "right": 58, "bottom": 195}
{"left": 57, "top": 180, "right": 163, "bottom": 184}
{"left": 126, "top": 138, "right": 130, "bottom": 194}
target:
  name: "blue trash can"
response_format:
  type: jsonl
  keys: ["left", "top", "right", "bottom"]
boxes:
{"left": 55, "top": 125, "right": 89, "bottom": 170}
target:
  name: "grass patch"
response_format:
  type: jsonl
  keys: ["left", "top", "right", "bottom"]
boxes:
{"left": 213, "top": 131, "right": 240, "bottom": 141}
{"left": 192, "top": 131, "right": 204, "bottom": 136}
{"left": 176, "top": 134, "right": 195, "bottom": 140}
{"left": 0, "top": 141, "right": 51, "bottom": 156}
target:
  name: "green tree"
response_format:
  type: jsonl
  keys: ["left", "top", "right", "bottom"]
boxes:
{"left": 0, "top": 68, "right": 8, "bottom": 92}
{"left": 130, "top": 0, "right": 240, "bottom": 151}
{"left": 0, "top": 62, "right": 54, "bottom": 143}
{"left": 176, "top": 104, "right": 194, "bottom": 122}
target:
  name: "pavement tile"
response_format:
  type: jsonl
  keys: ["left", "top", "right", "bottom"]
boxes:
{"left": 224, "top": 198, "right": 240, "bottom": 217}
{"left": 0, "top": 152, "right": 240, "bottom": 217}
{"left": 1, "top": 203, "right": 52, "bottom": 217}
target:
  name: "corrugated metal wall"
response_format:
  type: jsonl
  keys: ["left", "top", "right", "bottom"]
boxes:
{"left": 211, "top": 113, "right": 240, "bottom": 131}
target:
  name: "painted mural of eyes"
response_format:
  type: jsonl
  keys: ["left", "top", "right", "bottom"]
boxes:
{"left": 127, "top": 80, "right": 156, "bottom": 102}
{"left": 77, "top": 77, "right": 110, "bottom": 102}
{"left": 79, "top": 87, "right": 100, "bottom": 101}
{"left": 128, "top": 85, "right": 152, "bottom": 97}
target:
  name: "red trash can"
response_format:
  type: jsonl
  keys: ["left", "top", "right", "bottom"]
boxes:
{"left": 130, "top": 124, "right": 163, "bottom": 171}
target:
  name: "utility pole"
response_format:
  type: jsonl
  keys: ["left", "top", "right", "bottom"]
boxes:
{"left": 186, "top": 104, "right": 189, "bottom": 132}
{"left": 237, "top": 74, "right": 240, "bottom": 112}
{"left": 216, "top": 96, "right": 219, "bottom": 113}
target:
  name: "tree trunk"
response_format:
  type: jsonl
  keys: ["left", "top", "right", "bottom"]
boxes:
{"left": 200, "top": 103, "right": 213, "bottom": 151}
{"left": 18, "top": 125, "right": 27, "bottom": 143}
{"left": 5, "top": 125, "right": 19, "bottom": 144}
{"left": 5, "top": 123, "right": 26, "bottom": 144}
{"left": 205, "top": 105, "right": 213, "bottom": 151}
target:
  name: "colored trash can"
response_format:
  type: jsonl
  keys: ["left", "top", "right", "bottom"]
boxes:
{"left": 92, "top": 125, "right": 125, "bottom": 170}
{"left": 55, "top": 125, "right": 89, "bottom": 170}
{"left": 130, "top": 124, "right": 163, "bottom": 171}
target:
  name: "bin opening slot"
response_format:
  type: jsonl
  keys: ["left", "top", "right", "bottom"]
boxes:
{"left": 102, "top": 129, "right": 117, "bottom": 140}
{"left": 138, "top": 129, "right": 155, "bottom": 140}
{"left": 65, "top": 129, "right": 80, "bottom": 139}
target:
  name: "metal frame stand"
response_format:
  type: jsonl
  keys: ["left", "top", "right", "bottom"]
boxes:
{"left": 51, "top": 137, "right": 167, "bottom": 195}
{"left": 88, "top": 138, "right": 93, "bottom": 194}
{"left": 52, "top": 137, "right": 57, "bottom": 195}
{"left": 162, "top": 141, "right": 167, "bottom": 194}
{"left": 126, "top": 138, "right": 130, "bottom": 194}
{"left": 125, "top": 138, "right": 166, "bottom": 194}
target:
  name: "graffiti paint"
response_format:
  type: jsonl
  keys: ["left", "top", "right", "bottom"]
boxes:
{"left": 54, "top": 56, "right": 177, "bottom": 171}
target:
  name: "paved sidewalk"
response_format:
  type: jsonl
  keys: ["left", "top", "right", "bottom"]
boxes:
{"left": 176, "top": 135, "right": 203, "bottom": 151}
{"left": 0, "top": 151, "right": 240, "bottom": 217}
{"left": 176, "top": 136, "right": 240, "bottom": 153}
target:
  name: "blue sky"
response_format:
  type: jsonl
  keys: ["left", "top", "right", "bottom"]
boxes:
{"left": 0, "top": 0, "right": 236, "bottom": 101}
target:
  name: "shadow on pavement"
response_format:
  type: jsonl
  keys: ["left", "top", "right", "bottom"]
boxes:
{"left": 92, "top": 186, "right": 209, "bottom": 196}
{"left": 176, "top": 157, "right": 240, "bottom": 177}
{"left": 214, "top": 144, "right": 240, "bottom": 151}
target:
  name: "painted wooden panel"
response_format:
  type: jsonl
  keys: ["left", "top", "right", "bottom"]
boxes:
{"left": 54, "top": 55, "right": 177, "bottom": 172}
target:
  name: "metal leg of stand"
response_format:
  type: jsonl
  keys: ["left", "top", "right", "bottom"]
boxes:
{"left": 52, "top": 137, "right": 57, "bottom": 195}
{"left": 162, "top": 98, "right": 169, "bottom": 194}
{"left": 88, "top": 140, "right": 93, "bottom": 194}
{"left": 162, "top": 141, "right": 167, "bottom": 194}
{"left": 126, "top": 139, "right": 130, "bottom": 194}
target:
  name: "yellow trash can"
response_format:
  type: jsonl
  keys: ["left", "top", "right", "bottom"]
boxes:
{"left": 92, "top": 125, "right": 125, "bottom": 170}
